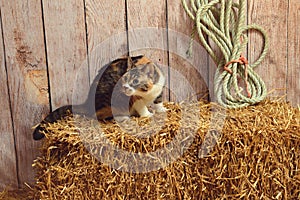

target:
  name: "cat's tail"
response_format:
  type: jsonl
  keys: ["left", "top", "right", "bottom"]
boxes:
{"left": 33, "top": 105, "right": 85, "bottom": 140}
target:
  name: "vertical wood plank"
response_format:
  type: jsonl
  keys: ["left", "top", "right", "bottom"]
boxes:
{"left": 287, "top": 0, "right": 300, "bottom": 106}
{"left": 126, "top": 0, "right": 169, "bottom": 100}
{"left": 42, "top": 0, "right": 89, "bottom": 108}
{"left": 0, "top": 0, "right": 49, "bottom": 187}
{"left": 0, "top": 9, "right": 18, "bottom": 190}
{"left": 167, "top": 0, "right": 209, "bottom": 102}
{"left": 85, "top": 0, "right": 127, "bottom": 79}
{"left": 248, "top": 0, "right": 288, "bottom": 98}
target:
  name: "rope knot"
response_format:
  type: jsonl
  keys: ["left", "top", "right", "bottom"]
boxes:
{"left": 223, "top": 55, "right": 249, "bottom": 74}
{"left": 223, "top": 55, "right": 252, "bottom": 98}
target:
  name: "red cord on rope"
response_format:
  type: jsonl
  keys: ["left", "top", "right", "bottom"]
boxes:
{"left": 223, "top": 55, "right": 252, "bottom": 98}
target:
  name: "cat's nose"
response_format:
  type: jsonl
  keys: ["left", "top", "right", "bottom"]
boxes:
{"left": 123, "top": 85, "right": 131, "bottom": 92}
{"left": 122, "top": 85, "right": 134, "bottom": 95}
{"left": 122, "top": 85, "right": 131, "bottom": 92}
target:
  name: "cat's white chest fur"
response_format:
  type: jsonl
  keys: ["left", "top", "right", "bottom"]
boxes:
{"left": 130, "top": 69, "right": 165, "bottom": 117}
{"left": 143, "top": 85, "right": 163, "bottom": 102}
{"left": 139, "top": 73, "right": 165, "bottom": 103}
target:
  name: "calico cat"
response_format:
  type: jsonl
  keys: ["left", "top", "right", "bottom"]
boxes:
{"left": 33, "top": 55, "right": 166, "bottom": 140}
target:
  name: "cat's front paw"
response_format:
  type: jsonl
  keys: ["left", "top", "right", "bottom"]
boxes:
{"left": 154, "top": 103, "right": 168, "bottom": 113}
{"left": 140, "top": 111, "right": 153, "bottom": 118}
{"left": 156, "top": 106, "right": 168, "bottom": 113}
{"left": 114, "top": 115, "right": 130, "bottom": 122}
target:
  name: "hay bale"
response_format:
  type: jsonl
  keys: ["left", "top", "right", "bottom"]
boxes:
{"left": 30, "top": 100, "right": 300, "bottom": 199}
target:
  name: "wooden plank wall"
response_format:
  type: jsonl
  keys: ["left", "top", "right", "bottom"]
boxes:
{"left": 0, "top": 7, "right": 18, "bottom": 189}
{"left": 0, "top": 0, "right": 299, "bottom": 190}
{"left": 248, "top": 1, "right": 288, "bottom": 98}
{"left": 287, "top": 0, "right": 300, "bottom": 105}
{"left": 42, "top": 0, "right": 89, "bottom": 109}
{"left": 0, "top": 0, "right": 49, "bottom": 189}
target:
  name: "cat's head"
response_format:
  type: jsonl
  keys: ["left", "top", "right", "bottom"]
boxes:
{"left": 120, "top": 57, "right": 160, "bottom": 96}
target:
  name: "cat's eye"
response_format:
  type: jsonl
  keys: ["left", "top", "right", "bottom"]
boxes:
{"left": 133, "top": 79, "right": 139, "bottom": 85}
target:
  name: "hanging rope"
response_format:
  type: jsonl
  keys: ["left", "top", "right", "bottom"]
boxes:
{"left": 182, "top": 0, "right": 269, "bottom": 108}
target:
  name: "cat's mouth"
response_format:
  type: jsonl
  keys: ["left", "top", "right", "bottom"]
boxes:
{"left": 124, "top": 90, "right": 134, "bottom": 96}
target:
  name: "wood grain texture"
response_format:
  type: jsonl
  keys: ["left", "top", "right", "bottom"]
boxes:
{"left": 167, "top": 0, "right": 209, "bottom": 102}
{"left": 0, "top": 9, "right": 18, "bottom": 190}
{"left": 287, "top": 0, "right": 300, "bottom": 106}
{"left": 126, "top": 0, "right": 168, "bottom": 57}
{"left": 126, "top": 0, "right": 169, "bottom": 100}
{"left": 42, "top": 0, "right": 89, "bottom": 108}
{"left": 248, "top": 0, "right": 288, "bottom": 97}
{"left": 85, "top": 0, "right": 128, "bottom": 80}
{"left": 0, "top": 0, "right": 49, "bottom": 187}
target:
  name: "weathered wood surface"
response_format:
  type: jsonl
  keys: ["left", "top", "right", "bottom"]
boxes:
{"left": 0, "top": 0, "right": 49, "bottom": 188}
{"left": 248, "top": 0, "right": 288, "bottom": 98}
{"left": 0, "top": 8, "right": 18, "bottom": 190}
{"left": 42, "top": 0, "right": 89, "bottom": 108}
{"left": 168, "top": 0, "right": 209, "bottom": 102}
{"left": 0, "top": 0, "right": 299, "bottom": 190}
{"left": 287, "top": 0, "right": 300, "bottom": 106}
{"left": 85, "top": 0, "right": 128, "bottom": 81}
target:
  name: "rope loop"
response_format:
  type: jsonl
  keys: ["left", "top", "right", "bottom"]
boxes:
{"left": 182, "top": 0, "right": 269, "bottom": 108}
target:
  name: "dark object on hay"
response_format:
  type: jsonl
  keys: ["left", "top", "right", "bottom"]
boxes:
{"left": 0, "top": 189, "right": 30, "bottom": 200}
{"left": 30, "top": 100, "right": 299, "bottom": 199}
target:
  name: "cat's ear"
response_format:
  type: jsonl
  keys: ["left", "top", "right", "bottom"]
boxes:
{"left": 142, "top": 64, "right": 155, "bottom": 78}
{"left": 127, "top": 56, "right": 135, "bottom": 70}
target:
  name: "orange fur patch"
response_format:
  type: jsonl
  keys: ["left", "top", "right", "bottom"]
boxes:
{"left": 134, "top": 56, "right": 151, "bottom": 65}
{"left": 147, "top": 82, "right": 154, "bottom": 90}
{"left": 111, "top": 63, "right": 120, "bottom": 72}
{"left": 129, "top": 95, "right": 143, "bottom": 107}
{"left": 96, "top": 107, "right": 113, "bottom": 119}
